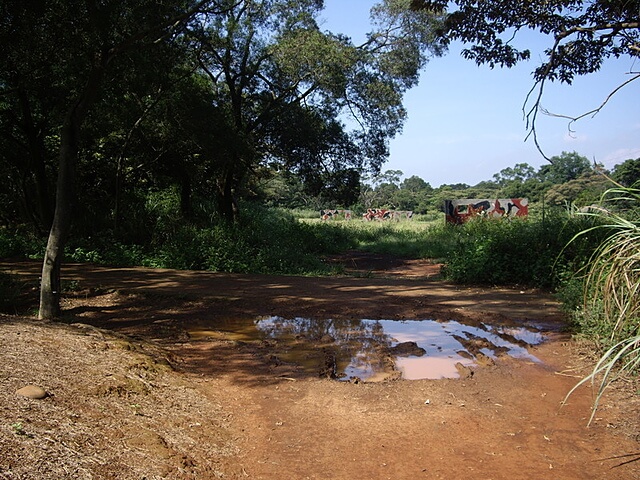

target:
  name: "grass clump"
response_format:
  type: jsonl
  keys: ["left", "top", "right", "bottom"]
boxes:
{"left": 563, "top": 185, "right": 640, "bottom": 423}
{"left": 328, "top": 218, "right": 452, "bottom": 260}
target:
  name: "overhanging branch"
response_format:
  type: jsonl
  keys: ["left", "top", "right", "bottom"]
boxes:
{"left": 524, "top": 72, "right": 639, "bottom": 163}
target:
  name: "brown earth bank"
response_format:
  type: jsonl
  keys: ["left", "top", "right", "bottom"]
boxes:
{"left": 1, "top": 257, "right": 639, "bottom": 479}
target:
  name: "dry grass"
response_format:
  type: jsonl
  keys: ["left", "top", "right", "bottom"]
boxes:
{"left": 0, "top": 315, "right": 237, "bottom": 479}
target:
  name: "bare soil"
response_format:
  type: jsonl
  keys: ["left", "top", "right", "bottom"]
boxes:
{"left": 1, "top": 256, "right": 639, "bottom": 479}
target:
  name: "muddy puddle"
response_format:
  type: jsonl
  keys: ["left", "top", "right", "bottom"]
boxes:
{"left": 190, "top": 317, "right": 544, "bottom": 381}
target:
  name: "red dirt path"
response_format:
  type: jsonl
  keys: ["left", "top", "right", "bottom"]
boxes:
{"left": 1, "top": 257, "right": 639, "bottom": 479}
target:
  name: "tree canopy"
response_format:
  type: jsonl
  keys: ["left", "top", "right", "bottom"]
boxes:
{"left": 187, "top": 0, "right": 445, "bottom": 219}
{"left": 153, "top": 0, "right": 447, "bottom": 219}
{"left": 412, "top": 0, "right": 638, "bottom": 79}
{"left": 612, "top": 158, "right": 640, "bottom": 187}
{"left": 410, "top": 0, "right": 640, "bottom": 157}
{"left": 538, "top": 151, "right": 593, "bottom": 184}
{"left": 1, "top": 0, "right": 445, "bottom": 318}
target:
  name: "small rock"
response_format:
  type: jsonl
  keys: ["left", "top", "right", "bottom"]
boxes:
{"left": 16, "top": 385, "right": 48, "bottom": 399}
{"left": 390, "top": 341, "right": 426, "bottom": 357}
{"left": 455, "top": 362, "right": 474, "bottom": 379}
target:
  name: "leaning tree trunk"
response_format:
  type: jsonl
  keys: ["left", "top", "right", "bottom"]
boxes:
{"left": 36, "top": 2, "right": 204, "bottom": 318}
{"left": 38, "top": 62, "right": 106, "bottom": 319}
{"left": 38, "top": 123, "right": 77, "bottom": 318}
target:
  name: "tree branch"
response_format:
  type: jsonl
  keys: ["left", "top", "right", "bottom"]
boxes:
{"left": 556, "top": 21, "right": 640, "bottom": 42}
{"left": 541, "top": 73, "right": 640, "bottom": 130}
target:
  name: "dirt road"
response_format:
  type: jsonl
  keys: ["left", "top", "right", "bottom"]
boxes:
{"left": 1, "top": 258, "right": 639, "bottom": 479}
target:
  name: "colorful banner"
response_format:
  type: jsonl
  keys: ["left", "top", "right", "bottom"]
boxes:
{"left": 444, "top": 199, "right": 528, "bottom": 224}
{"left": 362, "top": 209, "right": 414, "bottom": 221}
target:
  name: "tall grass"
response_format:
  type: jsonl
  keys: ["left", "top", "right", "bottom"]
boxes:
{"left": 319, "top": 219, "right": 454, "bottom": 259}
{"left": 563, "top": 185, "right": 640, "bottom": 424}
{"left": 441, "top": 211, "right": 601, "bottom": 289}
{"left": 297, "top": 211, "right": 449, "bottom": 259}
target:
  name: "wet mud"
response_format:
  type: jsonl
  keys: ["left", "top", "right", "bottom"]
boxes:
{"left": 189, "top": 315, "right": 545, "bottom": 381}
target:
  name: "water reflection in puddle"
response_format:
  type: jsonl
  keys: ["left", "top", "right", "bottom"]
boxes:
{"left": 252, "top": 317, "right": 543, "bottom": 380}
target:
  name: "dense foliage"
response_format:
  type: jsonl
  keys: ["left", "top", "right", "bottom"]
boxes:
{"left": 0, "top": 195, "right": 607, "bottom": 290}
{"left": 0, "top": 0, "right": 444, "bottom": 236}
{"left": 442, "top": 213, "right": 603, "bottom": 288}
{"left": 0, "top": 0, "right": 445, "bottom": 317}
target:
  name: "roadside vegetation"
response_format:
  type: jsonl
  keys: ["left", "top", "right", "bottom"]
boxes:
{"left": 0, "top": 174, "right": 621, "bottom": 300}
{"left": 3, "top": 157, "right": 638, "bottom": 322}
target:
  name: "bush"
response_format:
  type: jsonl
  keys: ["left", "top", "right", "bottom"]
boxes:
{"left": 0, "top": 227, "right": 46, "bottom": 259}
{"left": 440, "top": 213, "right": 604, "bottom": 288}
{"left": 553, "top": 271, "right": 585, "bottom": 314}
{"left": 61, "top": 204, "right": 356, "bottom": 275}
{"left": 203, "top": 206, "right": 355, "bottom": 274}
{"left": 66, "top": 238, "right": 146, "bottom": 267}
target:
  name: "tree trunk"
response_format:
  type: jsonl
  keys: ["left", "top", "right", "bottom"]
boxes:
{"left": 38, "top": 60, "right": 106, "bottom": 319}
{"left": 217, "top": 167, "right": 239, "bottom": 223}
{"left": 38, "top": 116, "right": 78, "bottom": 319}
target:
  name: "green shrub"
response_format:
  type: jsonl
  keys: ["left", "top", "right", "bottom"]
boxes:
{"left": 440, "top": 213, "right": 603, "bottom": 288}
{"left": 553, "top": 271, "right": 585, "bottom": 314}
{"left": 106, "top": 204, "right": 356, "bottom": 275}
{"left": 65, "top": 235, "right": 146, "bottom": 266}
{"left": 0, "top": 227, "right": 46, "bottom": 259}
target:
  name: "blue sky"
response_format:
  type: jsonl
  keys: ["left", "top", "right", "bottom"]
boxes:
{"left": 320, "top": 0, "right": 640, "bottom": 187}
